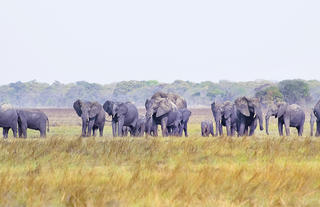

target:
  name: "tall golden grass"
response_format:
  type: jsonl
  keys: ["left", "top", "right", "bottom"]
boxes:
{"left": 0, "top": 109, "right": 318, "bottom": 206}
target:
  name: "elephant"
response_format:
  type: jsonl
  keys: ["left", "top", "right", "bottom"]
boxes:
{"left": 312, "top": 100, "right": 320, "bottom": 137}
{"left": 265, "top": 102, "right": 305, "bottom": 136}
{"left": 16, "top": 109, "right": 49, "bottom": 138}
{"left": 145, "top": 92, "right": 187, "bottom": 137}
{"left": 73, "top": 100, "right": 105, "bottom": 137}
{"left": 144, "top": 117, "right": 158, "bottom": 136}
{"left": 166, "top": 110, "right": 183, "bottom": 136}
{"left": 211, "top": 101, "right": 237, "bottom": 136}
{"left": 310, "top": 110, "right": 316, "bottom": 136}
{"left": 135, "top": 117, "right": 146, "bottom": 137}
{"left": 0, "top": 104, "right": 18, "bottom": 138}
{"left": 178, "top": 108, "right": 191, "bottom": 137}
{"left": 201, "top": 120, "right": 214, "bottom": 137}
{"left": 234, "top": 97, "right": 264, "bottom": 136}
{"left": 103, "top": 101, "right": 139, "bottom": 137}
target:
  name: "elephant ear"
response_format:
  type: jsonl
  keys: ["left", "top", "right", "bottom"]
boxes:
{"left": 235, "top": 97, "right": 250, "bottom": 117}
{"left": 73, "top": 100, "right": 82, "bottom": 117}
{"left": 156, "top": 99, "right": 172, "bottom": 117}
{"left": 89, "top": 102, "right": 102, "bottom": 118}
{"left": 116, "top": 103, "right": 128, "bottom": 115}
{"left": 145, "top": 99, "right": 150, "bottom": 109}
{"left": 211, "top": 101, "right": 215, "bottom": 111}
{"left": 223, "top": 101, "right": 232, "bottom": 118}
{"left": 277, "top": 102, "right": 287, "bottom": 118}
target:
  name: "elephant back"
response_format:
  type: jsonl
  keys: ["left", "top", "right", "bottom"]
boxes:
{"left": 235, "top": 97, "right": 250, "bottom": 117}
{"left": 288, "top": 104, "right": 302, "bottom": 112}
{"left": 151, "top": 92, "right": 187, "bottom": 109}
{"left": 0, "top": 103, "right": 14, "bottom": 112}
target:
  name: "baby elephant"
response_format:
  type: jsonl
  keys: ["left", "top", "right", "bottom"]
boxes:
{"left": 201, "top": 121, "right": 214, "bottom": 137}
{"left": 17, "top": 109, "right": 49, "bottom": 138}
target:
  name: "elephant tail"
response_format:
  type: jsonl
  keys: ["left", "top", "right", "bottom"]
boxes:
{"left": 46, "top": 118, "right": 50, "bottom": 132}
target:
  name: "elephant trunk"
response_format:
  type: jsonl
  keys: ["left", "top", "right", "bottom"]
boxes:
{"left": 265, "top": 113, "right": 270, "bottom": 135}
{"left": 255, "top": 107, "right": 264, "bottom": 131}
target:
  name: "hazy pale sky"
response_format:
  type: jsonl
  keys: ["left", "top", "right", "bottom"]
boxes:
{"left": 0, "top": 0, "right": 319, "bottom": 84}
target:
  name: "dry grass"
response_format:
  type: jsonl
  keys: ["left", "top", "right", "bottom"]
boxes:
{"left": 0, "top": 109, "right": 319, "bottom": 206}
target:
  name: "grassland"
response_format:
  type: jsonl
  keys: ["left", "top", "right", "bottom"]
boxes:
{"left": 0, "top": 109, "right": 319, "bottom": 206}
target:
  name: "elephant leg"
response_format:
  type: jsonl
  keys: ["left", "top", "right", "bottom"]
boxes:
{"left": 81, "top": 119, "right": 87, "bottom": 137}
{"left": 249, "top": 119, "right": 257, "bottom": 136}
{"left": 215, "top": 121, "right": 219, "bottom": 136}
{"left": 2, "top": 128, "right": 5, "bottom": 138}
{"left": 183, "top": 122, "right": 188, "bottom": 137}
{"left": 40, "top": 129, "right": 45, "bottom": 138}
{"left": 278, "top": 120, "right": 283, "bottom": 136}
{"left": 21, "top": 125, "right": 27, "bottom": 138}
{"left": 298, "top": 124, "right": 304, "bottom": 136}
{"left": 284, "top": 119, "right": 290, "bottom": 136}
{"left": 11, "top": 124, "right": 17, "bottom": 138}
{"left": 141, "top": 124, "right": 145, "bottom": 137}
{"left": 112, "top": 121, "right": 117, "bottom": 137}
{"left": 92, "top": 126, "right": 97, "bottom": 137}
{"left": 219, "top": 123, "right": 223, "bottom": 136}
{"left": 154, "top": 125, "right": 158, "bottom": 136}
{"left": 231, "top": 123, "right": 237, "bottom": 136}
{"left": 296, "top": 127, "right": 300, "bottom": 136}
{"left": 3, "top": 127, "right": 9, "bottom": 138}
{"left": 99, "top": 125, "right": 104, "bottom": 137}
{"left": 161, "top": 117, "right": 168, "bottom": 137}
{"left": 316, "top": 121, "right": 320, "bottom": 137}
{"left": 244, "top": 126, "right": 249, "bottom": 136}
{"left": 118, "top": 118, "right": 124, "bottom": 137}
{"left": 87, "top": 120, "right": 95, "bottom": 137}
{"left": 40, "top": 123, "right": 46, "bottom": 138}
{"left": 18, "top": 125, "right": 22, "bottom": 138}
{"left": 239, "top": 122, "right": 245, "bottom": 136}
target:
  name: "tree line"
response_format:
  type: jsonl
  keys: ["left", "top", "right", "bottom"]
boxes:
{"left": 0, "top": 79, "right": 319, "bottom": 108}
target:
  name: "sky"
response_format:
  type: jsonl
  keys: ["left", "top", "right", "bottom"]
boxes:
{"left": 0, "top": 0, "right": 320, "bottom": 84}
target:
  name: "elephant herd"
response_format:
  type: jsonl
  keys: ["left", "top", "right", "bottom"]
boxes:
{"left": 207, "top": 97, "right": 320, "bottom": 137}
{"left": 72, "top": 92, "right": 192, "bottom": 138}
{"left": 0, "top": 104, "right": 49, "bottom": 138}
{"left": 208, "top": 97, "right": 307, "bottom": 137}
{"left": 1, "top": 92, "right": 320, "bottom": 138}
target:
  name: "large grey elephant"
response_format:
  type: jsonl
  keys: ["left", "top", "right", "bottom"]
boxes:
{"left": 145, "top": 92, "right": 187, "bottom": 137}
{"left": 265, "top": 102, "right": 305, "bottom": 136}
{"left": 312, "top": 100, "right": 320, "bottom": 137}
{"left": 201, "top": 120, "right": 214, "bottom": 137}
{"left": 73, "top": 100, "right": 106, "bottom": 137}
{"left": 103, "top": 101, "right": 139, "bottom": 137}
{"left": 234, "top": 97, "right": 264, "bottom": 136}
{"left": 211, "top": 101, "right": 237, "bottom": 136}
{"left": 0, "top": 104, "right": 18, "bottom": 138}
{"left": 16, "top": 109, "right": 49, "bottom": 138}
{"left": 135, "top": 116, "right": 146, "bottom": 137}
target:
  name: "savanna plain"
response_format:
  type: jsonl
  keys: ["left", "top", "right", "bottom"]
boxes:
{"left": 1, "top": 108, "right": 320, "bottom": 207}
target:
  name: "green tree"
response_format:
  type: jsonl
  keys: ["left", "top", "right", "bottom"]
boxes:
{"left": 278, "top": 80, "right": 310, "bottom": 104}
{"left": 255, "top": 86, "right": 283, "bottom": 102}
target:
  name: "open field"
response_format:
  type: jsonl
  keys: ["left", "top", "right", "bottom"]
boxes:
{"left": 0, "top": 109, "right": 319, "bottom": 206}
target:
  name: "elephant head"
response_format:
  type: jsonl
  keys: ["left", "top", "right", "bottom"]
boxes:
{"left": 265, "top": 103, "right": 278, "bottom": 135}
{"left": 265, "top": 102, "right": 289, "bottom": 135}
{"left": 313, "top": 100, "right": 320, "bottom": 120}
{"left": 73, "top": 100, "right": 102, "bottom": 122}
{"left": 145, "top": 98, "right": 177, "bottom": 119}
{"left": 103, "top": 100, "right": 118, "bottom": 117}
{"left": 211, "top": 101, "right": 223, "bottom": 136}
{"left": 235, "top": 97, "right": 264, "bottom": 131}
{"left": 151, "top": 92, "right": 187, "bottom": 109}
